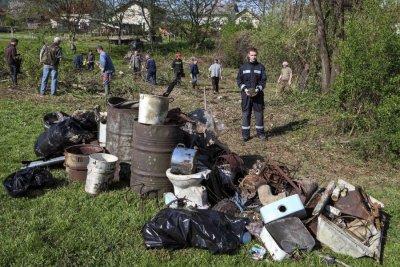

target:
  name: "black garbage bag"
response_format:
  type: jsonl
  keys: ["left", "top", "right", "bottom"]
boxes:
{"left": 71, "top": 109, "right": 98, "bottom": 132}
{"left": 3, "top": 167, "right": 55, "bottom": 197}
{"left": 142, "top": 208, "right": 249, "bottom": 254}
{"left": 43, "top": 111, "right": 70, "bottom": 130}
{"left": 34, "top": 118, "right": 94, "bottom": 158}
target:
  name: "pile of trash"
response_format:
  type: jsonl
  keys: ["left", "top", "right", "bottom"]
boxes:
{"left": 1, "top": 94, "right": 387, "bottom": 264}
{"left": 3, "top": 108, "right": 101, "bottom": 197}
{"left": 143, "top": 138, "right": 386, "bottom": 263}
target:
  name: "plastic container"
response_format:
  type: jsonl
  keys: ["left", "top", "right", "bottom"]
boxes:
{"left": 260, "top": 194, "right": 306, "bottom": 224}
{"left": 85, "top": 153, "right": 118, "bottom": 194}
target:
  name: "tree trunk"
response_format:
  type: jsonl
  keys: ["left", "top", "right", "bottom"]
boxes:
{"left": 118, "top": 23, "right": 122, "bottom": 45}
{"left": 330, "top": 0, "right": 345, "bottom": 85}
{"left": 312, "top": 0, "right": 331, "bottom": 92}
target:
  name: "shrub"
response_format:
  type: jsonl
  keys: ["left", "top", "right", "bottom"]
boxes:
{"left": 334, "top": 0, "right": 400, "bottom": 162}
{"left": 218, "top": 22, "right": 255, "bottom": 68}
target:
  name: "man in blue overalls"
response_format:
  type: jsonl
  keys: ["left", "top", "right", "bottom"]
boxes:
{"left": 236, "top": 47, "right": 267, "bottom": 142}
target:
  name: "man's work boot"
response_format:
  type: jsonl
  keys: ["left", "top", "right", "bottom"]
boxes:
{"left": 242, "top": 129, "right": 250, "bottom": 142}
{"left": 104, "top": 85, "right": 110, "bottom": 96}
{"left": 256, "top": 128, "right": 267, "bottom": 140}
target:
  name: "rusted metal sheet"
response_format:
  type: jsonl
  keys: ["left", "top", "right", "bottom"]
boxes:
{"left": 130, "top": 121, "right": 184, "bottom": 197}
{"left": 106, "top": 99, "right": 139, "bottom": 182}
{"left": 337, "top": 179, "right": 384, "bottom": 208}
{"left": 334, "top": 187, "right": 372, "bottom": 221}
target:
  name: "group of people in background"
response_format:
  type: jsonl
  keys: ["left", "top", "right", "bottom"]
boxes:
{"left": 127, "top": 49, "right": 223, "bottom": 94}
{"left": 3, "top": 38, "right": 310, "bottom": 143}
{"left": 73, "top": 50, "right": 95, "bottom": 71}
{"left": 36, "top": 37, "right": 114, "bottom": 96}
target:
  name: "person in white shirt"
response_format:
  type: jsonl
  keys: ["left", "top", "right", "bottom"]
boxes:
{"left": 208, "top": 59, "right": 222, "bottom": 93}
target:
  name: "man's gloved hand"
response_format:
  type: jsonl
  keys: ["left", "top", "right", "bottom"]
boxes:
{"left": 256, "top": 85, "right": 262, "bottom": 93}
{"left": 244, "top": 88, "right": 250, "bottom": 96}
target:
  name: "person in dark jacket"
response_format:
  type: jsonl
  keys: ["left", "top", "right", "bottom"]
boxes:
{"left": 171, "top": 51, "right": 184, "bottom": 84}
{"left": 236, "top": 47, "right": 267, "bottom": 142}
{"left": 145, "top": 54, "right": 157, "bottom": 85}
{"left": 4, "top": 38, "right": 19, "bottom": 88}
{"left": 86, "top": 50, "right": 95, "bottom": 71}
{"left": 74, "top": 52, "right": 83, "bottom": 70}
{"left": 189, "top": 57, "right": 199, "bottom": 89}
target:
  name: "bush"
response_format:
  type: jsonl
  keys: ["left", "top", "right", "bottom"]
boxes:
{"left": 334, "top": 0, "right": 400, "bottom": 162}
{"left": 254, "top": 15, "right": 317, "bottom": 82}
{"left": 218, "top": 22, "right": 255, "bottom": 68}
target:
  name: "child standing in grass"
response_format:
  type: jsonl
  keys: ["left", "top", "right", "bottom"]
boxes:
{"left": 189, "top": 58, "right": 199, "bottom": 89}
{"left": 74, "top": 52, "right": 83, "bottom": 70}
{"left": 86, "top": 50, "right": 95, "bottom": 71}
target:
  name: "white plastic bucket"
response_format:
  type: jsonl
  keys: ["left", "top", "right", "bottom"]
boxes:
{"left": 138, "top": 94, "right": 171, "bottom": 125}
{"left": 85, "top": 153, "right": 118, "bottom": 194}
{"left": 87, "top": 153, "right": 118, "bottom": 172}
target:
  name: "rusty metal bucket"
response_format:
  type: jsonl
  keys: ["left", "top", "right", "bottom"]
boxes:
{"left": 65, "top": 166, "right": 87, "bottom": 182}
{"left": 64, "top": 144, "right": 103, "bottom": 182}
{"left": 106, "top": 97, "right": 139, "bottom": 182}
{"left": 131, "top": 120, "right": 184, "bottom": 197}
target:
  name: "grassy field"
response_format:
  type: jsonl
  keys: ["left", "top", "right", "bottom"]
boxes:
{"left": 0, "top": 33, "right": 399, "bottom": 266}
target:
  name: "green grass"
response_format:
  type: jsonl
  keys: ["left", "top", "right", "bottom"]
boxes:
{"left": 0, "top": 33, "right": 399, "bottom": 266}
{"left": 1, "top": 95, "right": 399, "bottom": 266}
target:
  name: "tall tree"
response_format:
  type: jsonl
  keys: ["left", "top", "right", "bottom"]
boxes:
{"left": 102, "top": 0, "right": 131, "bottom": 45}
{"left": 40, "top": 0, "right": 98, "bottom": 45}
{"left": 164, "top": 0, "right": 218, "bottom": 49}
{"left": 311, "top": 0, "right": 331, "bottom": 92}
{"left": 311, "top": 0, "right": 347, "bottom": 92}
{"left": 138, "top": 0, "right": 166, "bottom": 46}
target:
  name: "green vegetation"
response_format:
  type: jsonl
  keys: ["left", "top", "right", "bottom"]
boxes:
{"left": 218, "top": 0, "right": 399, "bottom": 163}
{"left": 0, "top": 0, "right": 399, "bottom": 262}
{"left": 334, "top": 0, "right": 400, "bottom": 162}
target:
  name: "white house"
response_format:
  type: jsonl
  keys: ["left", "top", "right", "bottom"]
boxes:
{"left": 113, "top": 2, "right": 149, "bottom": 32}
{"left": 235, "top": 9, "right": 260, "bottom": 28}
{"left": 50, "top": 14, "right": 92, "bottom": 30}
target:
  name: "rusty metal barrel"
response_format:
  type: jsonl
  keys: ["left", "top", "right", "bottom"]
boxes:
{"left": 131, "top": 120, "right": 184, "bottom": 196}
{"left": 64, "top": 144, "right": 104, "bottom": 182}
{"left": 106, "top": 97, "right": 139, "bottom": 181}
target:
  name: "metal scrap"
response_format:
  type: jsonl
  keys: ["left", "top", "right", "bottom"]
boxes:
{"left": 239, "top": 174, "right": 266, "bottom": 199}
{"left": 312, "top": 180, "right": 336, "bottom": 216}
{"left": 334, "top": 187, "right": 373, "bottom": 222}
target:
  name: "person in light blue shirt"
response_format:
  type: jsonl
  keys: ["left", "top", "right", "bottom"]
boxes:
{"left": 95, "top": 45, "right": 115, "bottom": 96}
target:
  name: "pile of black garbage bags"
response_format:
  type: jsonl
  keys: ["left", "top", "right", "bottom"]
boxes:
{"left": 34, "top": 110, "right": 98, "bottom": 158}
